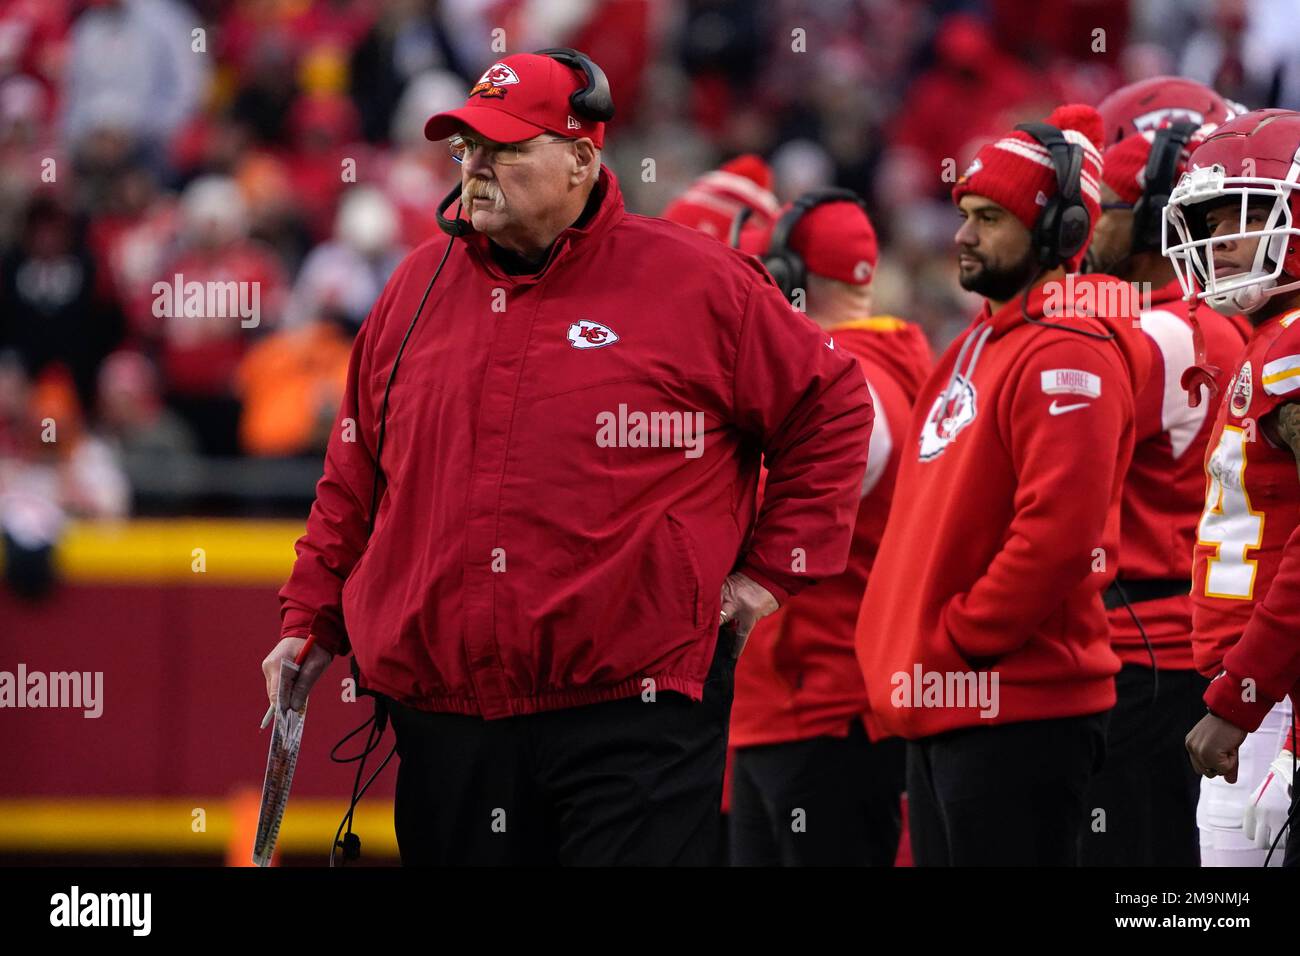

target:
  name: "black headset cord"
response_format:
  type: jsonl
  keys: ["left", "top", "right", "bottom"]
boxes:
{"left": 1264, "top": 708, "right": 1299, "bottom": 866}
{"left": 329, "top": 701, "right": 396, "bottom": 867}
{"left": 1111, "top": 580, "right": 1159, "bottom": 710}
{"left": 1018, "top": 270, "right": 1118, "bottom": 341}
{"left": 330, "top": 228, "right": 458, "bottom": 865}
{"left": 366, "top": 231, "right": 456, "bottom": 534}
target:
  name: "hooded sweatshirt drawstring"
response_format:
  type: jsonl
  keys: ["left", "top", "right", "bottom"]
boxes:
{"left": 939, "top": 321, "right": 994, "bottom": 422}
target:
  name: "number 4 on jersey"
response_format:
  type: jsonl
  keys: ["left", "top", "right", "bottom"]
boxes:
{"left": 1198, "top": 425, "right": 1265, "bottom": 600}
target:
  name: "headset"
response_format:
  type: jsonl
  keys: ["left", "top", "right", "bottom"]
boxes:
{"left": 1015, "top": 121, "right": 1092, "bottom": 271}
{"left": 534, "top": 47, "right": 616, "bottom": 123}
{"left": 759, "top": 187, "right": 871, "bottom": 301}
{"left": 1010, "top": 122, "right": 1115, "bottom": 341}
{"left": 728, "top": 205, "right": 754, "bottom": 250}
{"left": 331, "top": 47, "right": 614, "bottom": 866}
{"left": 1132, "top": 120, "right": 1198, "bottom": 254}
{"left": 436, "top": 47, "right": 613, "bottom": 240}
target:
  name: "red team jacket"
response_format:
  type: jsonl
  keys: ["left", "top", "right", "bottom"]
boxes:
{"left": 277, "top": 166, "right": 874, "bottom": 719}
{"left": 730, "top": 317, "right": 932, "bottom": 747}
{"left": 1195, "top": 308, "right": 1300, "bottom": 732}
{"left": 856, "top": 276, "right": 1151, "bottom": 738}
{"left": 1110, "top": 282, "right": 1248, "bottom": 670}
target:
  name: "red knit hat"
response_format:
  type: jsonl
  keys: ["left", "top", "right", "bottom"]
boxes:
{"left": 661, "top": 155, "right": 780, "bottom": 241}
{"left": 753, "top": 199, "right": 879, "bottom": 285}
{"left": 952, "top": 104, "right": 1105, "bottom": 272}
{"left": 1101, "top": 125, "right": 1207, "bottom": 205}
{"left": 424, "top": 53, "right": 606, "bottom": 147}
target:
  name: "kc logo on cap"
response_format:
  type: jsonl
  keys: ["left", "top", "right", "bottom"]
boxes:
{"left": 424, "top": 52, "right": 608, "bottom": 149}
{"left": 469, "top": 63, "right": 521, "bottom": 100}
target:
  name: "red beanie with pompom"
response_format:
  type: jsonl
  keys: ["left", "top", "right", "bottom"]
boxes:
{"left": 952, "top": 104, "right": 1105, "bottom": 272}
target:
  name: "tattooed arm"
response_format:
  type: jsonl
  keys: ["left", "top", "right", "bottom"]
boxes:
{"left": 1273, "top": 402, "right": 1300, "bottom": 482}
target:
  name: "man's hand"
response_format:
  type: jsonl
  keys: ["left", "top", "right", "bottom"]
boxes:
{"left": 1244, "top": 751, "right": 1294, "bottom": 850}
{"left": 1186, "top": 712, "right": 1248, "bottom": 783}
{"left": 262, "top": 636, "right": 334, "bottom": 713}
{"left": 719, "top": 571, "right": 778, "bottom": 658}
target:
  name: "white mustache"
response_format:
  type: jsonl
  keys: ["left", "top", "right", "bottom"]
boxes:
{"left": 463, "top": 180, "right": 502, "bottom": 208}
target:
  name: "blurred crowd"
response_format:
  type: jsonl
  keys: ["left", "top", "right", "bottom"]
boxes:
{"left": 0, "top": 0, "right": 1297, "bottom": 526}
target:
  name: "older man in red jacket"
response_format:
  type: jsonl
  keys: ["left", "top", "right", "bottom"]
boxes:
{"left": 260, "top": 51, "right": 873, "bottom": 866}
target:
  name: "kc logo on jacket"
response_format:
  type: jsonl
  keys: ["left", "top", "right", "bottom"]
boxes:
{"left": 469, "top": 63, "right": 520, "bottom": 100}
{"left": 567, "top": 319, "right": 620, "bottom": 349}
{"left": 1229, "top": 361, "right": 1253, "bottom": 417}
{"left": 919, "top": 376, "right": 977, "bottom": 461}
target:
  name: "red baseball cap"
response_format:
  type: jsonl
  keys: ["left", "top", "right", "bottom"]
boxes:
{"left": 424, "top": 53, "right": 606, "bottom": 147}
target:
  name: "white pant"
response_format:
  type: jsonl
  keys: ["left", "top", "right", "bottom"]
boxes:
{"left": 1198, "top": 698, "right": 1294, "bottom": 866}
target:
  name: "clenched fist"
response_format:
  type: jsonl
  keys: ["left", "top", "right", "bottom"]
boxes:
{"left": 1185, "top": 712, "right": 1248, "bottom": 783}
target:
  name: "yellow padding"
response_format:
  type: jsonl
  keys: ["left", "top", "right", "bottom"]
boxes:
{"left": 0, "top": 798, "right": 396, "bottom": 854}
{"left": 831, "top": 316, "right": 909, "bottom": 333}
{"left": 50, "top": 520, "right": 305, "bottom": 584}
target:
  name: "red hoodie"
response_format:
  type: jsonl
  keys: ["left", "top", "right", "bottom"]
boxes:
{"left": 278, "top": 167, "right": 873, "bottom": 719}
{"left": 1195, "top": 308, "right": 1300, "bottom": 732}
{"left": 855, "top": 275, "right": 1150, "bottom": 738}
{"left": 1108, "top": 282, "right": 1248, "bottom": 669}
{"left": 731, "top": 317, "right": 932, "bottom": 747}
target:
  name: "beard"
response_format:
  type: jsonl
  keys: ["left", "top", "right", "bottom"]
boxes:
{"left": 958, "top": 247, "right": 1041, "bottom": 302}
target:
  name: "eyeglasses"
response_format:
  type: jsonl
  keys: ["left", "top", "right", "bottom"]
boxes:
{"left": 448, "top": 133, "right": 572, "bottom": 166}
{"left": 1101, "top": 201, "right": 1133, "bottom": 211}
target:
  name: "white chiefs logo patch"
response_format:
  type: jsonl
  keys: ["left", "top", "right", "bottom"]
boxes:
{"left": 1131, "top": 107, "right": 1205, "bottom": 133}
{"left": 479, "top": 63, "right": 520, "bottom": 87}
{"left": 919, "top": 376, "right": 977, "bottom": 461}
{"left": 469, "top": 63, "right": 520, "bottom": 100}
{"left": 1229, "top": 361, "right": 1253, "bottom": 417}
{"left": 567, "top": 319, "right": 619, "bottom": 349}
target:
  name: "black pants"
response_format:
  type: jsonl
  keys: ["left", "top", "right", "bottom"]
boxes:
{"left": 384, "top": 630, "right": 736, "bottom": 865}
{"left": 906, "top": 713, "right": 1107, "bottom": 866}
{"left": 1079, "top": 664, "right": 1206, "bottom": 866}
{"left": 730, "top": 720, "right": 904, "bottom": 866}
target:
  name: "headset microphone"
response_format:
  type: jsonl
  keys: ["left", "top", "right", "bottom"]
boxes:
{"left": 437, "top": 183, "right": 472, "bottom": 238}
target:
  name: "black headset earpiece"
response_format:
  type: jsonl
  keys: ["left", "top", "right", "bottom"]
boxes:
{"left": 533, "top": 47, "right": 615, "bottom": 123}
{"left": 728, "top": 205, "right": 754, "bottom": 249}
{"left": 763, "top": 187, "right": 870, "bottom": 302}
{"left": 1015, "top": 121, "right": 1091, "bottom": 269}
{"left": 1132, "top": 120, "right": 1197, "bottom": 254}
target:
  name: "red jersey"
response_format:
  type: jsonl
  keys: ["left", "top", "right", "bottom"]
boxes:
{"left": 1109, "top": 282, "right": 1247, "bottom": 669}
{"left": 731, "top": 318, "right": 932, "bottom": 747}
{"left": 1194, "top": 308, "right": 1300, "bottom": 731}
